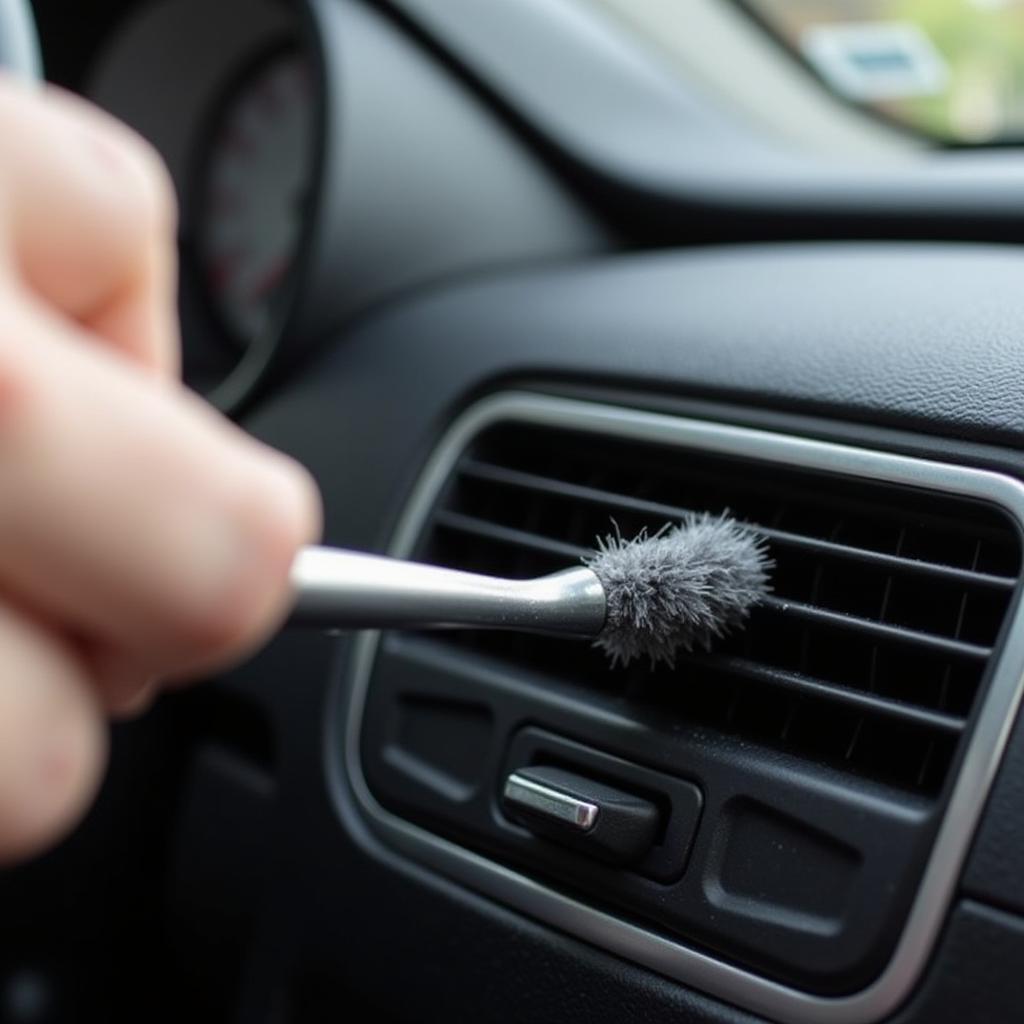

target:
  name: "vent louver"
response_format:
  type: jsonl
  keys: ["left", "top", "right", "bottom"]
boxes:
{"left": 415, "top": 422, "right": 1022, "bottom": 797}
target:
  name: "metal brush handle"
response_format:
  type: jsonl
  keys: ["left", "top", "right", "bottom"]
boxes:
{"left": 290, "top": 546, "right": 606, "bottom": 635}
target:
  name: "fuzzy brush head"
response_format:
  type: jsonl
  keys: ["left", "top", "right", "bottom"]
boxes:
{"left": 583, "top": 513, "right": 773, "bottom": 668}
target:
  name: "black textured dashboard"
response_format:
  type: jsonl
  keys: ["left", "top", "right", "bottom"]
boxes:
{"left": 263, "top": 242, "right": 1024, "bottom": 453}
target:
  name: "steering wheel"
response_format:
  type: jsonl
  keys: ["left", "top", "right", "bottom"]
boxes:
{"left": 0, "top": 0, "right": 40, "bottom": 79}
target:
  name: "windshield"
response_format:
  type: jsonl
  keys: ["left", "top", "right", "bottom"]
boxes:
{"left": 740, "top": 0, "right": 1024, "bottom": 144}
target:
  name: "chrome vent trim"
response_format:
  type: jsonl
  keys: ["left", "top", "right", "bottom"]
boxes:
{"left": 330, "top": 392, "right": 1024, "bottom": 1024}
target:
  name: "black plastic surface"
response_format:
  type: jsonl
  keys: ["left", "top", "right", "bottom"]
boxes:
{"left": 297, "top": 243, "right": 1024, "bottom": 449}
{"left": 163, "top": 744, "right": 277, "bottom": 1019}
{"left": 962, "top": 701, "right": 1024, "bottom": 918}
{"left": 889, "top": 901, "right": 1024, "bottom": 1023}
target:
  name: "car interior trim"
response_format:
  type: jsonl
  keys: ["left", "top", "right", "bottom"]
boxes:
{"left": 334, "top": 390, "right": 1024, "bottom": 1024}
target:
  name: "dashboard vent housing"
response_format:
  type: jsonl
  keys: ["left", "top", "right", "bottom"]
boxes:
{"left": 419, "top": 421, "right": 1020, "bottom": 797}
{"left": 348, "top": 393, "right": 1024, "bottom": 1020}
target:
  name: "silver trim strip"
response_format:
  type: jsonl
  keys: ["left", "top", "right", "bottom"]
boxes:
{"left": 332, "top": 392, "right": 1024, "bottom": 1024}
{"left": 504, "top": 772, "right": 600, "bottom": 831}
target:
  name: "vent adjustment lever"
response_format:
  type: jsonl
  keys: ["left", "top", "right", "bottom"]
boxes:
{"left": 502, "top": 766, "right": 660, "bottom": 866}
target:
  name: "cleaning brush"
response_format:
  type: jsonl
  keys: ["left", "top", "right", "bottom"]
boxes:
{"left": 289, "top": 512, "right": 772, "bottom": 667}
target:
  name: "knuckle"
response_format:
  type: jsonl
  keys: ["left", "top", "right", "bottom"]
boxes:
{"left": 135, "top": 137, "right": 178, "bottom": 233}
{"left": 115, "top": 129, "right": 178, "bottom": 238}
{"left": 274, "top": 459, "right": 324, "bottom": 552}
{"left": 44, "top": 83, "right": 179, "bottom": 240}
{"left": 174, "top": 463, "right": 318, "bottom": 669}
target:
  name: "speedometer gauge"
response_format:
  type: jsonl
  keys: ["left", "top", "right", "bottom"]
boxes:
{"left": 195, "top": 49, "right": 314, "bottom": 347}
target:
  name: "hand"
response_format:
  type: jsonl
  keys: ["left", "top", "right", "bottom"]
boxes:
{"left": 0, "top": 77, "right": 321, "bottom": 863}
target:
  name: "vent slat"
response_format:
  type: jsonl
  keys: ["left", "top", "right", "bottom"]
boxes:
{"left": 435, "top": 509, "right": 589, "bottom": 563}
{"left": 761, "top": 597, "right": 992, "bottom": 662}
{"left": 435, "top": 510, "right": 993, "bottom": 663}
{"left": 686, "top": 655, "right": 965, "bottom": 736}
{"left": 460, "top": 458, "right": 1016, "bottom": 591}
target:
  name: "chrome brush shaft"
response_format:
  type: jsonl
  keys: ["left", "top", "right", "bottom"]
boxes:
{"left": 289, "top": 546, "right": 607, "bottom": 635}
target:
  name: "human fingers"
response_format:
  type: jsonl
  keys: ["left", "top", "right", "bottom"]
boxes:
{"left": 0, "top": 76, "right": 179, "bottom": 378}
{"left": 0, "top": 285, "right": 321, "bottom": 685}
{"left": 0, "top": 602, "right": 106, "bottom": 864}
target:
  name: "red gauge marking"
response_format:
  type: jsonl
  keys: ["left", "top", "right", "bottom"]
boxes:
{"left": 197, "top": 51, "right": 313, "bottom": 346}
{"left": 248, "top": 257, "right": 289, "bottom": 302}
{"left": 222, "top": 123, "right": 253, "bottom": 156}
{"left": 207, "top": 252, "right": 241, "bottom": 293}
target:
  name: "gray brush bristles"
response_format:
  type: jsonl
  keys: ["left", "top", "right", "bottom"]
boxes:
{"left": 583, "top": 512, "right": 773, "bottom": 668}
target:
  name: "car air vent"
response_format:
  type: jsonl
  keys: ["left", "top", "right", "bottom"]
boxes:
{"left": 417, "top": 422, "right": 1020, "bottom": 797}
{"left": 348, "top": 394, "right": 1024, "bottom": 1018}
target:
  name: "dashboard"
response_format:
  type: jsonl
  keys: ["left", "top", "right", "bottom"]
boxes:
{"left": 5, "top": 1, "right": 1024, "bottom": 1023}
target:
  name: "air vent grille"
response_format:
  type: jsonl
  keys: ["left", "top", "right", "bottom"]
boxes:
{"left": 414, "top": 423, "right": 1022, "bottom": 797}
